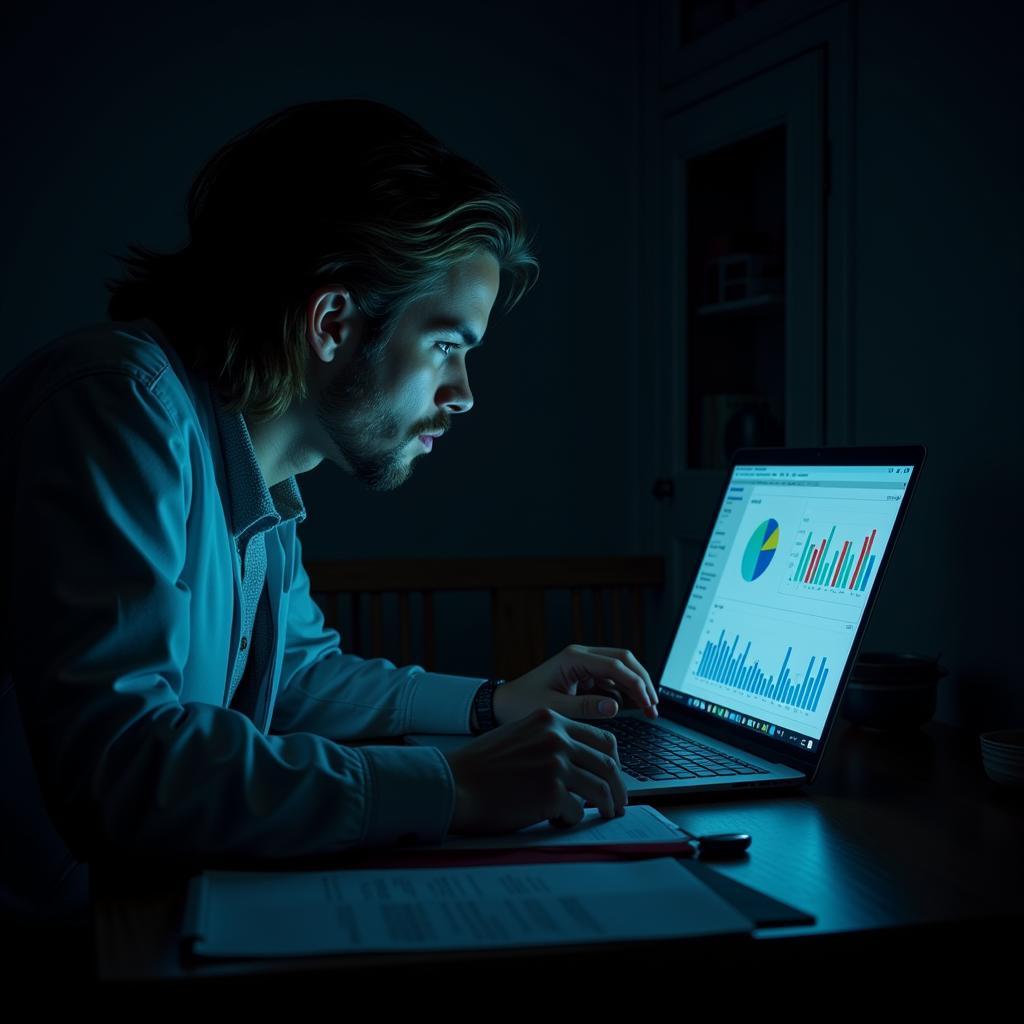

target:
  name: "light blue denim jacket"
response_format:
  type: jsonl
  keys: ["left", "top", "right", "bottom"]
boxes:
{"left": 0, "top": 318, "right": 485, "bottom": 922}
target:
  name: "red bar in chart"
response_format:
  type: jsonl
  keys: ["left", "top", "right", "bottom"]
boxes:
{"left": 802, "top": 547, "right": 815, "bottom": 583}
{"left": 804, "top": 540, "right": 824, "bottom": 583}
{"left": 848, "top": 536, "right": 869, "bottom": 588}
{"left": 849, "top": 528, "right": 877, "bottom": 589}
{"left": 830, "top": 541, "right": 850, "bottom": 587}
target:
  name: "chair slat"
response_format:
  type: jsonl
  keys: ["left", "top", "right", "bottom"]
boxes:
{"left": 611, "top": 587, "right": 623, "bottom": 647}
{"left": 350, "top": 592, "right": 362, "bottom": 657}
{"left": 591, "top": 587, "right": 606, "bottom": 646}
{"left": 632, "top": 586, "right": 645, "bottom": 665}
{"left": 422, "top": 591, "right": 435, "bottom": 672}
{"left": 398, "top": 592, "right": 412, "bottom": 664}
{"left": 370, "top": 593, "right": 383, "bottom": 658}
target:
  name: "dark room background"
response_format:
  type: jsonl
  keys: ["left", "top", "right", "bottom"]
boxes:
{"left": 1, "top": 0, "right": 1021, "bottom": 732}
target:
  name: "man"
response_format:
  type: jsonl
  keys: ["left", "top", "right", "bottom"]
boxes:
{"left": 0, "top": 100, "right": 658, "bottom": 926}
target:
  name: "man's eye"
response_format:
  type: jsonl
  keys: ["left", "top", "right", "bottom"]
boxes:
{"left": 436, "top": 341, "right": 457, "bottom": 357}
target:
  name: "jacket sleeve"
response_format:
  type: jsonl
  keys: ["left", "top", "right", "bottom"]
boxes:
{"left": 268, "top": 536, "right": 487, "bottom": 741}
{"left": 10, "top": 369, "right": 455, "bottom": 863}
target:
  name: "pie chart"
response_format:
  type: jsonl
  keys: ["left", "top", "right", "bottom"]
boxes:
{"left": 741, "top": 518, "right": 780, "bottom": 582}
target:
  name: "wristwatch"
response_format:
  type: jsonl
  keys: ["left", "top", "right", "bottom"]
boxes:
{"left": 471, "top": 677, "right": 507, "bottom": 734}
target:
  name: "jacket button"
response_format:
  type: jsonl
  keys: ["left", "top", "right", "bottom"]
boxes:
{"left": 240, "top": 636, "right": 248, "bottom": 651}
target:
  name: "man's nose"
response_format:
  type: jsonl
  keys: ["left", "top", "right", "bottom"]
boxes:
{"left": 438, "top": 367, "right": 473, "bottom": 414}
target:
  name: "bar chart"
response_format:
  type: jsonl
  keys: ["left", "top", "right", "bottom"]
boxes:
{"left": 694, "top": 627, "right": 830, "bottom": 713}
{"left": 790, "top": 524, "right": 878, "bottom": 593}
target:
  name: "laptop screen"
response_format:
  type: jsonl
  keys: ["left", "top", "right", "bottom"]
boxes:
{"left": 659, "top": 461, "right": 916, "bottom": 752}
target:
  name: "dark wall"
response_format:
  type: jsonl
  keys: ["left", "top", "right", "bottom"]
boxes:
{"left": 0, "top": 0, "right": 641, "bottom": 678}
{"left": 851, "top": 0, "right": 1023, "bottom": 730}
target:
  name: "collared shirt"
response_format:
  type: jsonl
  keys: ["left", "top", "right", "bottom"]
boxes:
{"left": 0, "top": 317, "right": 488, "bottom": 924}
{"left": 211, "top": 396, "right": 305, "bottom": 712}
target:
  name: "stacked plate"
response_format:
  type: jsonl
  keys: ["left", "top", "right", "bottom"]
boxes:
{"left": 979, "top": 730, "right": 1024, "bottom": 787}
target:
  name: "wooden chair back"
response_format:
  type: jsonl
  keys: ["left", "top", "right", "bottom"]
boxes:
{"left": 306, "top": 556, "right": 666, "bottom": 681}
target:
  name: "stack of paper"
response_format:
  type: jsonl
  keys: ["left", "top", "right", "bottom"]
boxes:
{"left": 182, "top": 807, "right": 753, "bottom": 958}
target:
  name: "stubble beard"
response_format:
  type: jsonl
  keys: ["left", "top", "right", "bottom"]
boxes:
{"left": 316, "top": 342, "right": 414, "bottom": 493}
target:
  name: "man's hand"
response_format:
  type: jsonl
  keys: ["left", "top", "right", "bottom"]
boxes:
{"left": 492, "top": 644, "right": 659, "bottom": 727}
{"left": 443, "top": 707, "right": 628, "bottom": 834}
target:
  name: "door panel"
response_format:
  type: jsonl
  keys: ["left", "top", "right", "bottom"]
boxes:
{"left": 659, "top": 50, "right": 826, "bottom": 632}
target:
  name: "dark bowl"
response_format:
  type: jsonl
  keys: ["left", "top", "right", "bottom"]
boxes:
{"left": 839, "top": 652, "right": 948, "bottom": 730}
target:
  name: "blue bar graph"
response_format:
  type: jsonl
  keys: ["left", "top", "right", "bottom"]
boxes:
{"left": 858, "top": 554, "right": 876, "bottom": 592}
{"left": 695, "top": 629, "right": 829, "bottom": 712}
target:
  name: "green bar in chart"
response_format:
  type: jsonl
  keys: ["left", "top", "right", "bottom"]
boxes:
{"left": 824, "top": 552, "right": 839, "bottom": 588}
{"left": 839, "top": 551, "right": 854, "bottom": 588}
{"left": 813, "top": 526, "right": 836, "bottom": 585}
{"left": 793, "top": 534, "right": 813, "bottom": 583}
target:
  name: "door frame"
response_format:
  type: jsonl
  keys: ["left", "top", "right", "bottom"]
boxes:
{"left": 631, "top": 1, "right": 856, "bottom": 673}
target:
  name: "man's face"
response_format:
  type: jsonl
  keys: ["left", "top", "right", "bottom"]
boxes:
{"left": 314, "top": 251, "right": 500, "bottom": 491}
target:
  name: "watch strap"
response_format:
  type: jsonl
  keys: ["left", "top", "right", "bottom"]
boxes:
{"left": 472, "top": 677, "right": 506, "bottom": 734}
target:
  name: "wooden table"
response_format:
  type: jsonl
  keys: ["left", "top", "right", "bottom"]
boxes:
{"left": 82, "top": 717, "right": 1024, "bottom": 992}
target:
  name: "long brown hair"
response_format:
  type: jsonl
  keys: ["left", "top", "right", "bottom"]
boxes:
{"left": 106, "top": 99, "right": 540, "bottom": 422}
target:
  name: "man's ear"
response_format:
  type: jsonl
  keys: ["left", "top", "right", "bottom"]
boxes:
{"left": 308, "top": 286, "right": 359, "bottom": 363}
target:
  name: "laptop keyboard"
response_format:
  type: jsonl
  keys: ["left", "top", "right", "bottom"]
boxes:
{"left": 599, "top": 717, "right": 771, "bottom": 782}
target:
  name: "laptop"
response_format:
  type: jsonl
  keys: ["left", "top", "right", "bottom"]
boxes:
{"left": 406, "top": 445, "right": 927, "bottom": 798}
